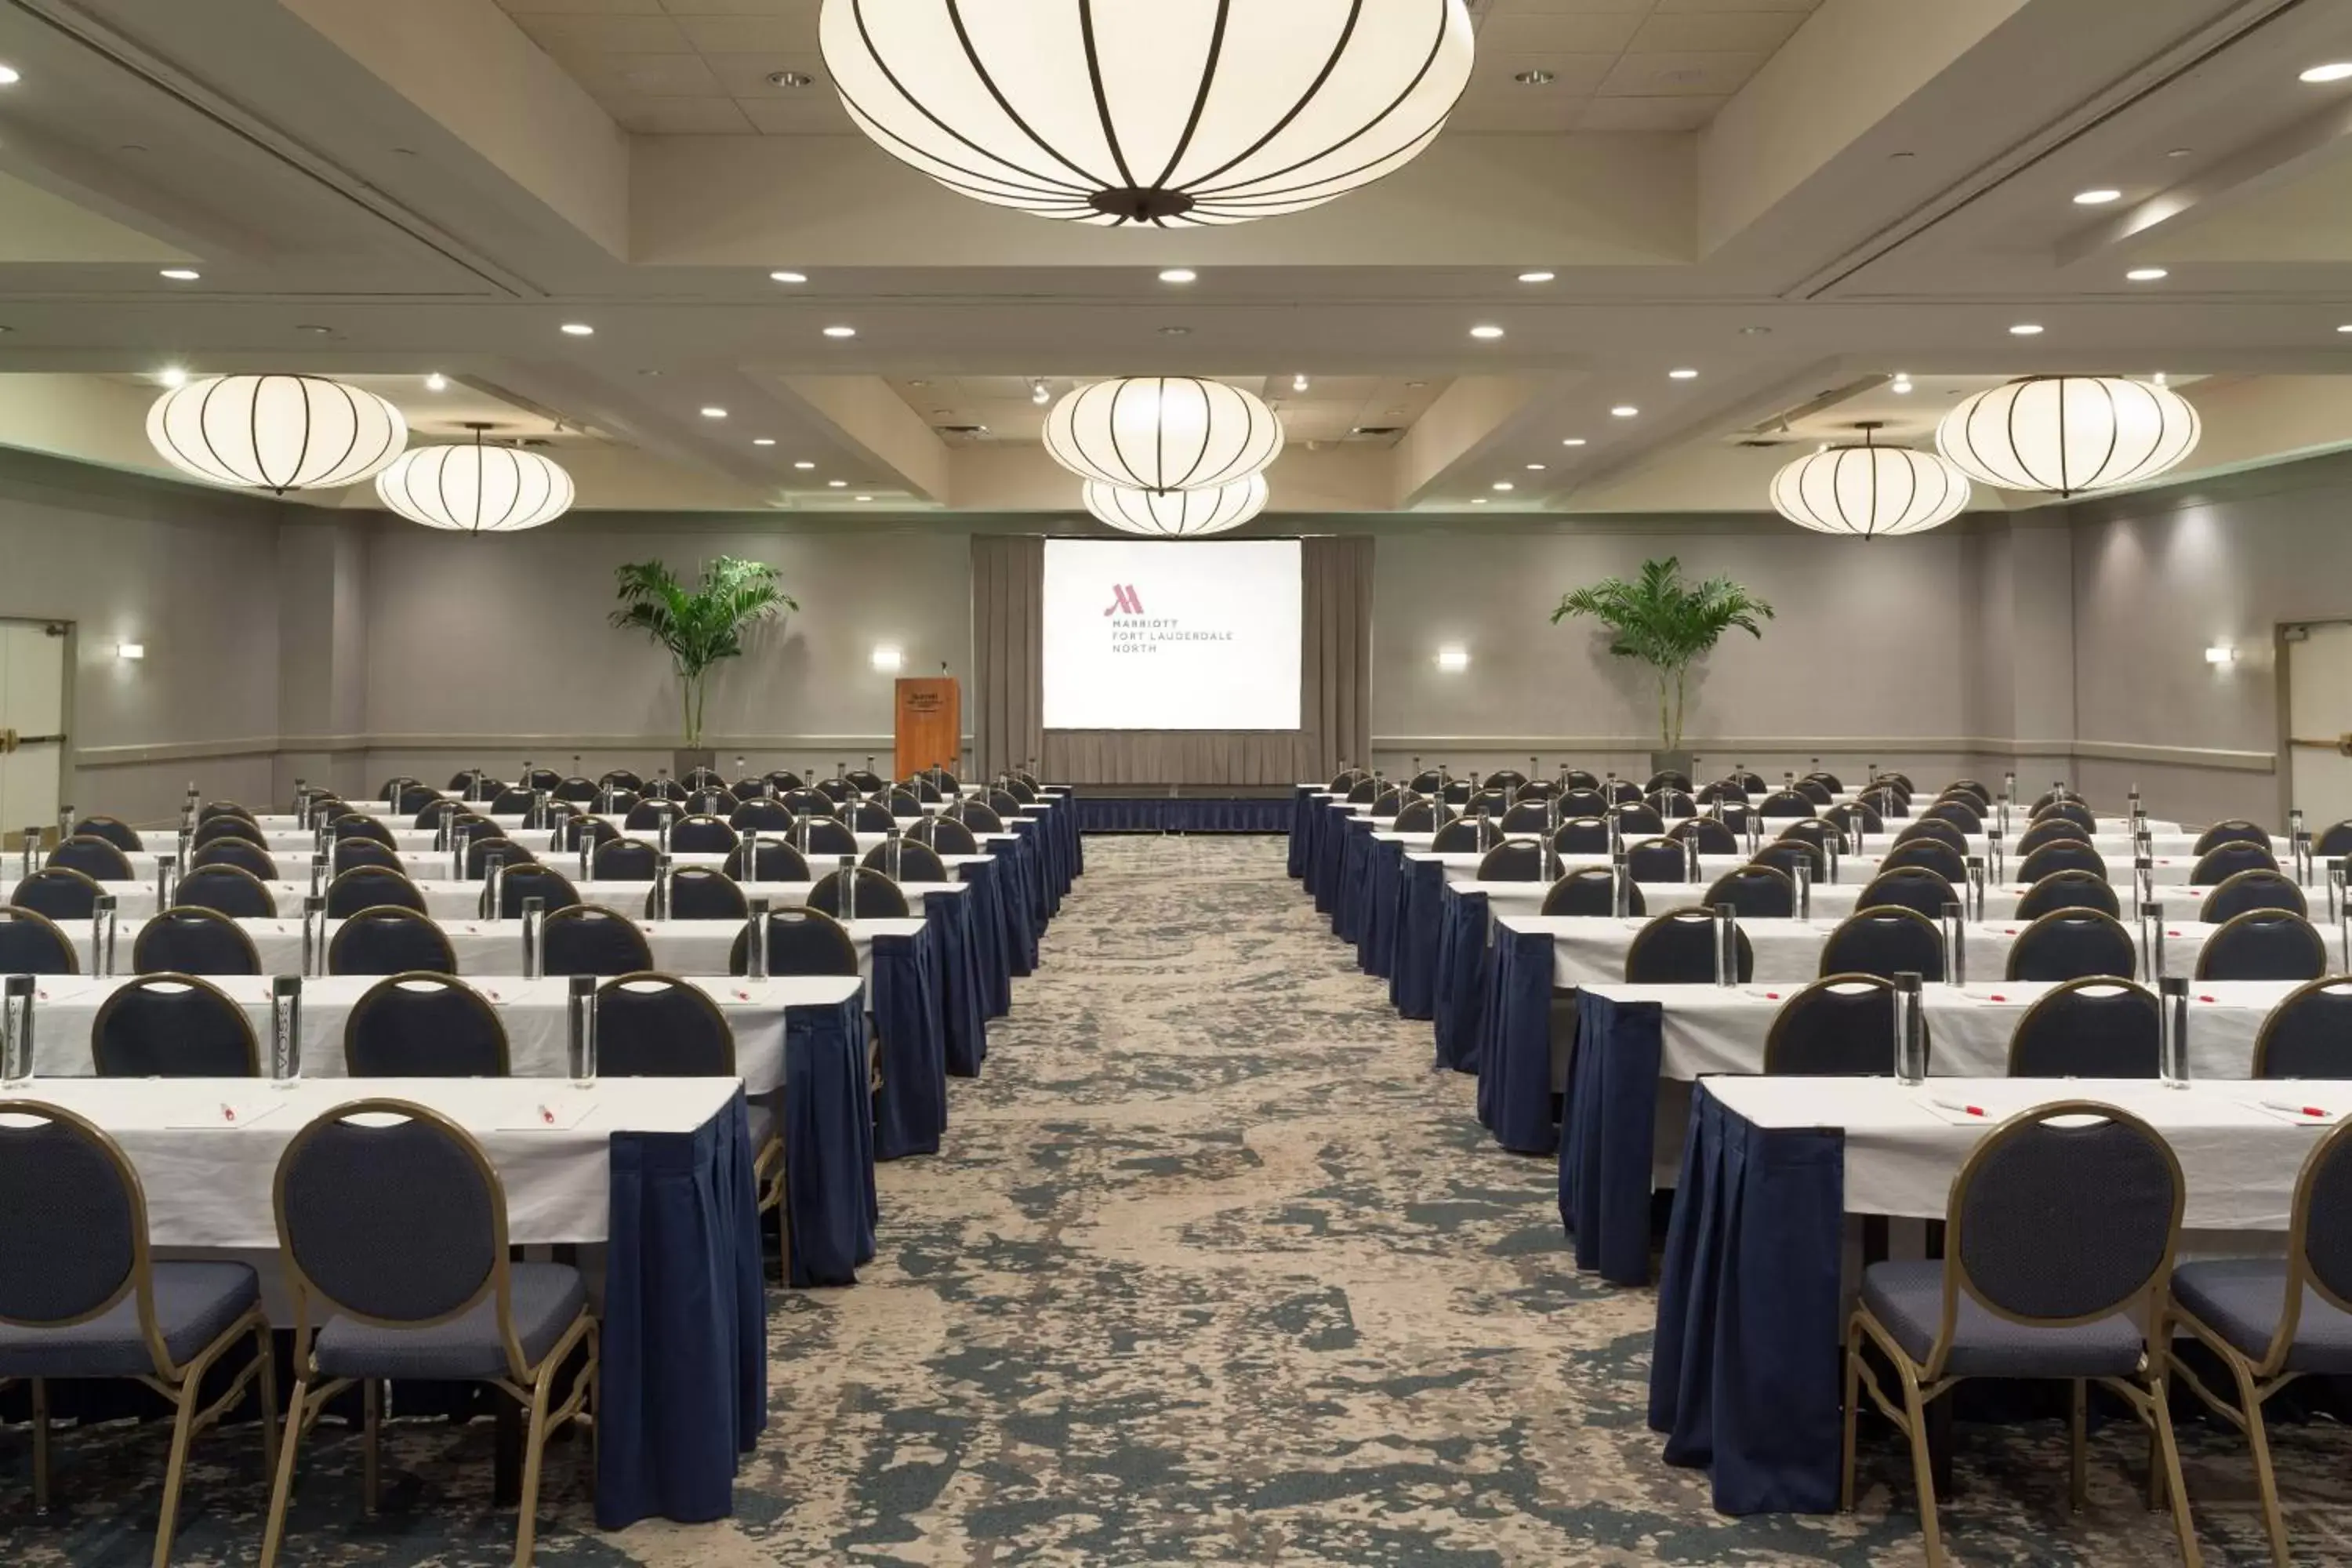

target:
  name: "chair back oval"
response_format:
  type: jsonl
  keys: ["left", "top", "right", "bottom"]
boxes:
{"left": 93, "top": 975, "right": 258, "bottom": 1076}
{"left": 2190, "top": 840, "right": 2279, "bottom": 887}
{"left": 593, "top": 837, "right": 660, "bottom": 881}
{"left": 192, "top": 815, "right": 267, "bottom": 850}
{"left": 1857, "top": 867, "right": 1957, "bottom": 922}
{"left": 1624, "top": 907, "right": 1752, "bottom": 983}
{"left": 764, "top": 770, "right": 806, "bottom": 793}
{"left": 2016, "top": 840, "right": 2107, "bottom": 884}
{"left": 1792, "top": 779, "right": 1835, "bottom": 808}
{"left": 948, "top": 800, "right": 1001, "bottom": 834}
{"left": 1668, "top": 818, "right": 1737, "bottom": 854}
{"left": 730, "top": 799, "right": 795, "bottom": 833}
{"left": 2032, "top": 800, "right": 2098, "bottom": 833}
{"left": 1919, "top": 797, "right": 1983, "bottom": 830}
{"left": 488, "top": 789, "right": 538, "bottom": 816}
{"left": 596, "top": 975, "right": 736, "bottom": 1077}
{"left": 343, "top": 974, "right": 509, "bottom": 1077}
{"left": 780, "top": 789, "right": 837, "bottom": 819}
{"left": 325, "top": 866, "right": 426, "bottom": 920}
{"left": 2193, "top": 819, "right": 2273, "bottom": 857}
{"left": 481, "top": 863, "right": 579, "bottom": 920}
{"left": 1540, "top": 866, "right": 1639, "bottom": 917}
{"left": 0, "top": 907, "right": 77, "bottom": 974}
{"left": 176, "top": 864, "right": 278, "bottom": 919}
{"left": 557, "top": 815, "right": 622, "bottom": 853}
{"left": 906, "top": 816, "right": 978, "bottom": 856}
{"left": 132, "top": 906, "right": 261, "bottom": 976}
{"left": 1704, "top": 864, "right": 1795, "bottom": 919}
{"left": 1748, "top": 838, "right": 1824, "bottom": 883}
{"left": 1643, "top": 768, "right": 1692, "bottom": 793}
{"left": 622, "top": 800, "right": 684, "bottom": 832}
{"left": 1550, "top": 816, "right": 1610, "bottom": 855}
{"left": 328, "top": 906, "right": 457, "bottom": 977}
{"left": 332, "top": 814, "right": 397, "bottom": 850}
{"left": 730, "top": 907, "right": 861, "bottom": 978}
{"left": 2194, "top": 909, "right": 2327, "bottom": 983}
{"left": 1557, "top": 789, "right": 1608, "bottom": 818}
{"left": 2016, "top": 816, "right": 2092, "bottom": 856}
{"left": 1818, "top": 906, "right": 1944, "bottom": 982}
{"left": 2254, "top": 978, "right": 2352, "bottom": 1079}
{"left": 808, "top": 867, "right": 910, "bottom": 920}
{"left": 844, "top": 801, "right": 895, "bottom": 833}
{"left": 543, "top": 905, "right": 655, "bottom": 977}
{"left": 1824, "top": 800, "right": 1883, "bottom": 837}
{"left": 1880, "top": 838, "right": 1967, "bottom": 883}
{"left": 2315, "top": 818, "right": 2352, "bottom": 858}
{"left": 1483, "top": 768, "right": 1528, "bottom": 793}
{"left": 599, "top": 769, "right": 645, "bottom": 793}
{"left": 70, "top": 815, "right": 143, "bottom": 854}
{"left": 1943, "top": 779, "right": 1991, "bottom": 808}
{"left": 0, "top": 1103, "right": 145, "bottom": 1328}
{"left": 796, "top": 818, "right": 861, "bottom": 856}
{"left": 1624, "top": 837, "right": 1688, "bottom": 885}
{"left": 10, "top": 866, "right": 103, "bottom": 921}
{"left": 862, "top": 840, "right": 949, "bottom": 884}
{"left": 332, "top": 838, "right": 406, "bottom": 877}
{"left": 1473, "top": 839, "right": 1547, "bottom": 883}
{"left": 1763, "top": 975, "right": 1903, "bottom": 1076}
{"left": 198, "top": 800, "right": 257, "bottom": 826}
{"left": 392, "top": 783, "right": 441, "bottom": 815}
{"left": 1649, "top": 789, "right": 1697, "bottom": 820}
{"left": 2004, "top": 909, "right": 2136, "bottom": 984}
{"left": 684, "top": 789, "right": 737, "bottom": 817}
{"left": 1499, "top": 801, "right": 1551, "bottom": 833}
{"left": 2013, "top": 869, "right": 2120, "bottom": 921}
{"left": 2031, "top": 787, "right": 2084, "bottom": 815}
{"left": 1893, "top": 818, "right": 1968, "bottom": 855}
{"left": 1757, "top": 789, "right": 1813, "bottom": 819}
{"left": 1430, "top": 817, "right": 1494, "bottom": 855}
{"left": 197, "top": 838, "right": 285, "bottom": 880}
{"left": 657, "top": 866, "right": 752, "bottom": 921}
{"left": 724, "top": 839, "right": 815, "bottom": 882}
{"left": 2009, "top": 979, "right": 2159, "bottom": 1077}
{"left": 2198, "top": 869, "right": 2307, "bottom": 924}
{"left": 552, "top": 776, "right": 601, "bottom": 804}
{"left": 1613, "top": 803, "right": 1665, "bottom": 837}
{"left": 465, "top": 837, "right": 535, "bottom": 880}
{"left": 48, "top": 835, "right": 136, "bottom": 882}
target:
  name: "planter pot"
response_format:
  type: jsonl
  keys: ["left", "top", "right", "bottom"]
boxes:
{"left": 671, "top": 747, "right": 717, "bottom": 782}
{"left": 1648, "top": 749, "right": 1695, "bottom": 786}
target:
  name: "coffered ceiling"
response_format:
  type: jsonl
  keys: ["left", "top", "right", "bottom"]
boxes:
{"left": 0, "top": 0, "right": 2350, "bottom": 521}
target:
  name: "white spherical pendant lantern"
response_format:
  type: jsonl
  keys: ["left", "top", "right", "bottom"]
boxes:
{"left": 1769, "top": 426, "right": 1972, "bottom": 539}
{"left": 374, "top": 425, "right": 575, "bottom": 533}
{"left": 1936, "top": 375, "right": 2200, "bottom": 496}
{"left": 1045, "top": 377, "right": 1283, "bottom": 493}
{"left": 1083, "top": 474, "right": 1267, "bottom": 537}
{"left": 146, "top": 373, "right": 406, "bottom": 493}
{"left": 818, "top": 0, "right": 1474, "bottom": 227}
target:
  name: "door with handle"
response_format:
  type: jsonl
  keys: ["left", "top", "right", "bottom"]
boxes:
{"left": 0, "top": 620, "right": 67, "bottom": 850}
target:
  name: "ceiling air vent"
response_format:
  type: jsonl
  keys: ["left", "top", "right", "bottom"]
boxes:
{"left": 935, "top": 424, "right": 989, "bottom": 438}
{"left": 1347, "top": 425, "right": 1402, "bottom": 441}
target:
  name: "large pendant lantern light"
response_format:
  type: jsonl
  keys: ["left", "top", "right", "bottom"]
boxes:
{"left": 1083, "top": 474, "right": 1267, "bottom": 537}
{"left": 1045, "top": 377, "right": 1283, "bottom": 493}
{"left": 1769, "top": 424, "right": 1972, "bottom": 539}
{"left": 1936, "top": 375, "right": 2200, "bottom": 496}
{"left": 817, "top": 0, "right": 1475, "bottom": 227}
{"left": 374, "top": 423, "right": 575, "bottom": 533}
{"left": 146, "top": 373, "right": 406, "bottom": 493}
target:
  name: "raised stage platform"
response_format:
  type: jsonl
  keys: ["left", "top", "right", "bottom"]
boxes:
{"left": 1071, "top": 786, "right": 1294, "bottom": 835}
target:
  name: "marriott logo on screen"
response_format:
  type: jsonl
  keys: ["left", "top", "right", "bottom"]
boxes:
{"left": 1100, "top": 581, "right": 1236, "bottom": 653}
{"left": 1102, "top": 584, "right": 1144, "bottom": 615}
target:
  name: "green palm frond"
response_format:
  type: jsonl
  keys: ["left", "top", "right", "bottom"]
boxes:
{"left": 611, "top": 557, "right": 797, "bottom": 744}
{"left": 1551, "top": 557, "right": 1773, "bottom": 748}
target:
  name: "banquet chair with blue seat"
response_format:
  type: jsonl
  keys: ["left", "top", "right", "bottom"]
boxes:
{"left": 92, "top": 975, "right": 257, "bottom": 1077}
{"left": 808, "top": 866, "right": 909, "bottom": 920}
{"left": 622, "top": 799, "right": 684, "bottom": 833}
{"left": 644, "top": 775, "right": 691, "bottom": 802}
{"left": 2016, "top": 816, "right": 2092, "bottom": 856}
{"left": 1347, "top": 777, "right": 1383, "bottom": 807}
{"left": 1499, "top": 801, "right": 1552, "bottom": 834}
{"left": 1857, "top": 868, "right": 1958, "bottom": 922}
{"left": 656, "top": 866, "right": 752, "bottom": 921}
{"left": 259, "top": 1100, "right": 595, "bottom": 1568}
{"left": 0, "top": 1102, "right": 278, "bottom": 1565}
{"left": 1465, "top": 787, "right": 1512, "bottom": 819}
{"left": 1432, "top": 817, "right": 1501, "bottom": 855}
{"left": 1707, "top": 864, "right": 1797, "bottom": 920}
{"left": 1472, "top": 839, "right": 1548, "bottom": 882}
{"left": 1483, "top": 768, "right": 1529, "bottom": 793}
{"left": 1749, "top": 838, "right": 1824, "bottom": 884}
{"left": 906, "top": 815, "right": 978, "bottom": 856}
{"left": 0, "top": 908, "right": 76, "bottom": 974}
{"left": 481, "top": 863, "right": 579, "bottom": 920}
{"left": 2032, "top": 800, "right": 2098, "bottom": 835}
{"left": 2009, "top": 978, "right": 2161, "bottom": 1077}
{"left": 2016, "top": 840, "right": 2108, "bottom": 884}
{"left": 731, "top": 799, "right": 794, "bottom": 833}
{"left": 864, "top": 840, "right": 949, "bottom": 883}
{"left": 378, "top": 776, "right": 419, "bottom": 805}
{"left": 328, "top": 838, "right": 398, "bottom": 877}
{"left": 176, "top": 864, "right": 277, "bottom": 919}
{"left": 842, "top": 801, "right": 893, "bottom": 833}
{"left": 947, "top": 797, "right": 1001, "bottom": 832}
{"left": 599, "top": 768, "right": 645, "bottom": 793}
{"left": 1764, "top": 975, "right": 1904, "bottom": 1076}
{"left": 1613, "top": 803, "right": 1665, "bottom": 837}
{"left": 2252, "top": 978, "right": 2352, "bottom": 1079}
{"left": 2315, "top": 819, "right": 2352, "bottom": 858}
{"left": 1730, "top": 769, "right": 1770, "bottom": 794}
{"left": 70, "top": 815, "right": 143, "bottom": 854}
{"left": 764, "top": 769, "right": 807, "bottom": 793}
{"left": 1644, "top": 768, "right": 1693, "bottom": 793}
{"left": 445, "top": 768, "right": 497, "bottom": 797}
{"left": 555, "top": 815, "right": 620, "bottom": 855}
{"left": 684, "top": 788, "right": 736, "bottom": 816}
{"left": 1893, "top": 818, "right": 1969, "bottom": 855}
{"left": 1541, "top": 866, "right": 1639, "bottom": 916}
{"left": 2031, "top": 786, "right": 2085, "bottom": 814}
{"left": 1825, "top": 800, "right": 1884, "bottom": 840}
{"left": 1624, "top": 837, "right": 1690, "bottom": 885}
{"left": 542, "top": 905, "right": 653, "bottom": 977}
{"left": 133, "top": 907, "right": 261, "bottom": 976}
{"left": 842, "top": 767, "right": 886, "bottom": 794}
{"left": 488, "top": 789, "right": 539, "bottom": 817}
{"left": 2191, "top": 840, "right": 2279, "bottom": 887}
{"left": 1603, "top": 780, "right": 1645, "bottom": 807}
{"left": 466, "top": 837, "right": 535, "bottom": 881}
{"left": 1819, "top": 906, "right": 1944, "bottom": 982}
{"left": 2005, "top": 909, "right": 2136, "bottom": 984}
{"left": 49, "top": 835, "right": 136, "bottom": 882}
{"left": 331, "top": 814, "right": 398, "bottom": 851}
{"left": 593, "top": 838, "right": 659, "bottom": 881}
{"left": 1759, "top": 789, "right": 1814, "bottom": 819}
{"left": 327, "top": 906, "right": 456, "bottom": 977}
{"left": 325, "top": 866, "right": 426, "bottom": 920}
{"left": 793, "top": 818, "right": 861, "bottom": 857}
{"left": 731, "top": 906, "right": 860, "bottom": 977}
{"left": 343, "top": 974, "right": 508, "bottom": 1077}
{"left": 11, "top": 866, "right": 103, "bottom": 921}
{"left": 551, "top": 776, "right": 600, "bottom": 804}
{"left": 1794, "top": 779, "right": 1835, "bottom": 808}
{"left": 2165, "top": 1113, "right": 2352, "bottom": 1566}
{"left": 1944, "top": 779, "right": 1991, "bottom": 808}
{"left": 726, "top": 838, "right": 814, "bottom": 882}
{"left": 198, "top": 800, "right": 257, "bottom": 827}
{"left": 593, "top": 975, "right": 779, "bottom": 1243}
{"left": 1559, "top": 768, "right": 1600, "bottom": 792}
{"left": 2200, "top": 869, "right": 2307, "bottom": 924}
{"left": 1557, "top": 788, "right": 1609, "bottom": 818}
{"left": 1392, "top": 800, "right": 1446, "bottom": 835}
{"left": 1650, "top": 788, "right": 1699, "bottom": 819}
{"left": 1697, "top": 779, "right": 1748, "bottom": 807}
{"left": 985, "top": 786, "right": 1029, "bottom": 817}
{"left": 188, "top": 837, "right": 278, "bottom": 881}
{"left": 2194, "top": 819, "right": 2274, "bottom": 856}
{"left": 518, "top": 768, "right": 563, "bottom": 793}
{"left": 1808, "top": 769, "right": 1848, "bottom": 793}
{"left": 2015, "top": 869, "right": 2121, "bottom": 920}
{"left": 814, "top": 775, "right": 857, "bottom": 804}
{"left": 1842, "top": 1101, "right": 2196, "bottom": 1568}
{"left": 1779, "top": 818, "right": 1842, "bottom": 853}
{"left": 392, "top": 782, "right": 440, "bottom": 815}
{"left": 1515, "top": 779, "right": 1560, "bottom": 801}
{"left": 1881, "top": 839, "right": 1968, "bottom": 884}
{"left": 2196, "top": 909, "right": 2328, "bottom": 982}
{"left": 1624, "top": 907, "right": 1752, "bottom": 983}
{"left": 412, "top": 800, "right": 464, "bottom": 833}
{"left": 1919, "top": 797, "right": 1983, "bottom": 831}
{"left": 780, "top": 789, "right": 836, "bottom": 820}
{"left": 192, "top": 815, "right": 266, "bottom": 851}
{"left": 1669, "top": 817, "right": 1738, "bottom": 854}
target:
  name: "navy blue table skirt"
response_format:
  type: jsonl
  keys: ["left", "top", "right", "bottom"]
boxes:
{"left": 784, "top": 993, "right": 879, "bottom": 1287}
{"left": 1287, "top": 786, "right": 1317, "bottom": 877}
{"left": 1432, "top": 884, "right": 1490, "bottom": 1073}
{"left": 956, "top": 856, "right": 1013, "bottom": 1018}
{"left": 1648, "top": 1083, "right": 1848, "bottom": 1515}
{"left": 1475, "top": 920, "right": 1561, "bottom": 1156}
{"left": 872, "top": 924, "right": 947, "bottom": 1160}
{"left": 1312, "top": 800, "right": 1351, "bottom": 915}
{"left": 1391, "top": 855, "right": 1446, "bottom": 1019}
{"left": 1076, "top": 795, "right": 1290, "bottom": 833}
{"left": 1558, "top": 989, "right": 1668, "bottom": 1286}
{"left": 926, "top": 892, "right": 988, "bottom": 1078}
{"left": 989, "top": 834, "right": 1041, "bottom": 975}
{"left": 600, "top": 1088, "right": 768, "bottom": 1527}
{"left": 1357, "top": 835, "right": 1406, "bottom": 977}
{"left": 1334, "top": 815, "right": 1376, "bottom": 942}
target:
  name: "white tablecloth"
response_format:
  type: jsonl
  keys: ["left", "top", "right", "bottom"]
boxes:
{"left": 0, "top": 871, "right": 977, "bottom": 923}
{"left": 1707, "top": 1073, "right": 2342, "bottom": 1229}
{"left": 0, "top": 1075, "right": 738, "bottom": 1248}
{"left": 17, "top": 972, "right": 858, "bottom": 1095}
{"left": 1414, "top": 848, "right": 2296, "bottom": 901}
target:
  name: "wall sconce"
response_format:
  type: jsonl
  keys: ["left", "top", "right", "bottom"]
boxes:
{"left": 116, "top": 641, "right": 145, "bottom": 661}
{"left": 2205, "top": 644, "right": 2237, "bottom": 666}
{"left": 870, "top": 644, "right": 905, "bottom": 673}
{"left": 1435, "top": 645, "right": 1470, "bottom": 673}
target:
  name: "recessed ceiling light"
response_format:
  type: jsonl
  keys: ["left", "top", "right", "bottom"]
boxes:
{"left": 1668, "top": 367, "right": 1698, "bottom": 379}
{"left": 1526, "top": 463, "right": 1546, "bottom": 470}
{"left": 158, "top": 268, "right": 200, "bottom": 281}
{"left": 1157, "top": 268, "right": 1197, "bottom": 284}
{"left": 767, "top": 70, "right": 818, "bottom": 88}
{"left": 769, "top": 270, "right": 808, "bottom": 284}
{"left": 2072, "top": 188, "right": 2122, "bottom": 205}
{"left": 1561, "top": 437, "right": 1587, "bottom": 446}
{"left": 0, "top": 65, "right": 21, "bottom": 86}
{"left": 560, "top": 322, "right": 594, "bottom": 336}
{"left": 701, "top": 407, "right": 728, "bottom": 419}
{"left": 2125, "top": 267, "right": 2169, "bottom": 281}
{"left": 1518, "top": 270, "right": 1555, "bottom": 283}
{"left": 1891, "top": 377, "right": 1914, "bottom": 394}
{"left": 1290, "top": 373, "right": 1308, "bottom": 392}
{"left": 1492, "top": 481, "right": 1514, "bottom": 492}
{"left": 855, "top": 494, "right": 873, "bottom": 501}
{"left": 2166, "top": 147, "right": 2193, "bottom": 158}
{"left": 793, "top": 459, "right": 816, "bottom": 469}
{"left": 827, "top": 479, "right": 848, "bottom": 488}
{"left": 423, "top": 372, "right": 447, "bottom": 391}
{"left": 1610, "top": 405, "right": 1639, "bottom": 417}
{"left": 1406, "top": 380, "right": 1427, "bottom": 388}
{"left": 1471, "top": 497, "right": 1488, "bottom": 504}
{"left": 1157, "top": 325, "right": 1191, "bottom": 336}
{"left": 1738, "top": 325, "right": 1772, "bottom": 336}
{"left": 2300, "top": 63, "right": 2352, "bottom": 83}
{"left": 822, "top": 325, "right": 856, "bottom": 338}
{"left": 1514, "top": 69, "right": 1554, "bottom": 86}
{"left": 2336, "top": 325, "right": 2352, "bottom": 334}
{"left": 753, "top": 437, "right": 776, "bottom": 446}
{"left": 156, "top": 367, "right": 188, "bottom": 389}
{"left": 1469, "top": 324, "right": 1504, "bottom": 339}
{"left": 295, "top": 325, "right": 332, "bottom": 336}
{"left": 2009, "top": 323, "right": 2045, "bottom": 336}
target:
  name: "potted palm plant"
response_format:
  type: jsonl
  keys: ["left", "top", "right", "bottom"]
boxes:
{"left": 1552, "top": 557, "right": 1773, "bottom": 782}
{"left": 610, "top": 557, "right": 796, "bottom": 779}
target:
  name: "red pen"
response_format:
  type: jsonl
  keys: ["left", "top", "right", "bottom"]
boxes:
{"left": 2262, "top": 1101, "right": 2330, "bottom": 1119}
{"left": 220, "top": 1102, "right": 238, "bottom": 1124}
{"left": 1930, "top": 1099, "right": 1987, "bottom": 1118}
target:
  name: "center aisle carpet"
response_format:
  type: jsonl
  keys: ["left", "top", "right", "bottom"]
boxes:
{"left": 6, "top": 837, "right": 2329, "bottom": 1563}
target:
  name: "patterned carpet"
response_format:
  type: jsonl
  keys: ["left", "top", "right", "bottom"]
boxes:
{"left": 7, "top": 834, "right": 2352, "bottom": 1563}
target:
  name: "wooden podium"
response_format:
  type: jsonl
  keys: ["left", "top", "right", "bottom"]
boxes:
{"left": 893, "top": 676, "right": 960, "bottom": 778}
